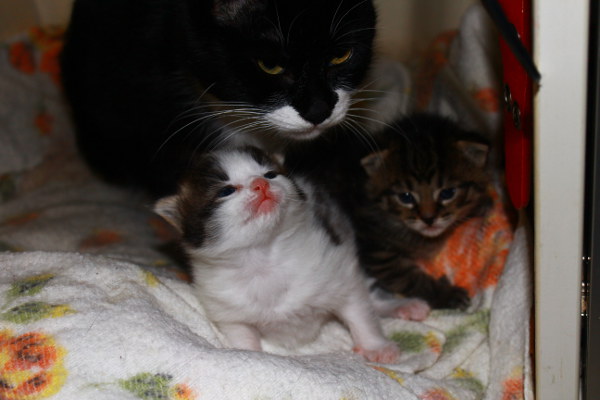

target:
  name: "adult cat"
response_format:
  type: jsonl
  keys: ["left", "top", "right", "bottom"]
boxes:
{"left": 60, "top": 0, "right": 377, "bottom": 197}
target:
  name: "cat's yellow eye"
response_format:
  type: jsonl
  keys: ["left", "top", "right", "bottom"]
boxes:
{"left": 257, "top": 60, "right": 285, "bottom": 75}
{"left": 330, "top": 49, "right": 353, "bottom": 66}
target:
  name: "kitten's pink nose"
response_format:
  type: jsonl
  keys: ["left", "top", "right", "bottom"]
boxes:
{"left": 251, "top": 178, "right": 270, "bottom": 194}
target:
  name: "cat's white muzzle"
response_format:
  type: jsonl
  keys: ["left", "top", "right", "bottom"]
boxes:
{"left": 264, "top": 89, "right": 350, "bottom": 139}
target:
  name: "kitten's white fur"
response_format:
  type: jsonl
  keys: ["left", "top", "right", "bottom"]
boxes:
{"left": 155, "top": 148, "right": 421, "bottom": 363}
{"left": 264, "top": 89, "right": 351, "bottom": 139}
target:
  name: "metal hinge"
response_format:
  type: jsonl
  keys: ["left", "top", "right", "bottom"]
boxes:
{"left": 583, "top": 256, "right": 591, "bottom": 317}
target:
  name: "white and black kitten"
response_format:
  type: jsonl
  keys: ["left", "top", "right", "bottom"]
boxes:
{"left": 154, "top": 146, "right": 429, "bottom": 363}
{"left": 60, "top": 0, "right": 377, "bottom": 197}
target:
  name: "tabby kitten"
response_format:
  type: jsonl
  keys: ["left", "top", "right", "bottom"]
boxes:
{"left": 60, "top": 0, "right": 377, "bottom": 197}
{"left": 352, "top": 114, "right": 493, "bottom": 309}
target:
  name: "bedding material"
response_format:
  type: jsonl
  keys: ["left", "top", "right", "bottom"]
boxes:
{"left": 0, "top": 5, "right": 532, "bottom": 400}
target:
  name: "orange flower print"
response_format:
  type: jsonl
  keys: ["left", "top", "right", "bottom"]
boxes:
{"left": 370, "top": 365, "right": 405, "bottom": 385}
{"left": 424, "top": 331, "right": 442, "bottom": 354}
{"left": 0, "top": 330, "right": 67, "bottom": 400}
{"left": 39, "top": 44, "right": 62, "bottom": 87}
{"left": 419, "top": 187, "right": 513, "bottom": 296}
{"left": 415, "top": 30, "right": 458, "bottom": 110}
{"left": 8, "top": 42, "right": 35, "bottom": 75}
{"left": 34, "top": 111, "right": 53, "bottom": 136}
{"left": 421, "top": 388, "right": 457, "bottom": 400}
{"left": 172, "top": 383, "right": 196, "bottom": 400}
{"left": 473, "top": 88, "right": 501, "bottom": 113}
{"left": 502, "top": 368, "right": 525, "bottom": 400}
{"left": 79, "top": 229, "right": 124, "bottom": 249}
{"left": 3, "top": 212, "right": 41, "bottom": 227}
{"left": 29, "top": 27, "right": 64, "bottom": 50}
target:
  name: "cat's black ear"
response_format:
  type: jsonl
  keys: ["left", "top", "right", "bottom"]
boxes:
{"left": 455, "top": 141, "right": 489, "bottom": 168}
{"left": 211, "top": 0, "right": 267, "bottom": 26}
{"left": 154, "top": 195, "right": 183, "bottom": 234}
{"left": 360, "top": 150, "right": 390, "bottom": 177}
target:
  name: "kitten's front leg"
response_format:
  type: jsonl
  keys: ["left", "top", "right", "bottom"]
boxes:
{"left": 217, "top": 322, "right": 262, "bottom": 351}
{"left": 337, "top": 289, "right": 400, "bottom": 364}
{"left": 369, "top": 287, "right": 431, "bottom": 321}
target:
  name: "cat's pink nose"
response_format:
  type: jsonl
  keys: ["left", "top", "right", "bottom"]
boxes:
{"left": 251, "top": 178, "right": 270, "bottom": 193}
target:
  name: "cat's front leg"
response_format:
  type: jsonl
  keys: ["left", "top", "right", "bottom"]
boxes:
{"left": 217, "top": 322, "right": 262, "bottom": 351}
{"left": 337, "top": 289, "right": 400, "bottom": 364}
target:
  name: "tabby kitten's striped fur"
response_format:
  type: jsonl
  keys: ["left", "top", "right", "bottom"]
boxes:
{"left": 354, "top": 114, "right": 493, "bottom": 309}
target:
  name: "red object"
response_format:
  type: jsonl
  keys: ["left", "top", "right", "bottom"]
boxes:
{"left": 498, "top": 0, "right": 533, "bottom": 209}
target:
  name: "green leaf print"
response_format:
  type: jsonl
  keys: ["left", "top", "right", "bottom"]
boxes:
{"left": 1, "top": 301, "right": 74, "bottom": 323}
{"left": 442, "top": 309, "right": 490, "bottom": 355}
{"left": 119, "top": 373, "right": 174, "bottom": 400}
{"left": 389, "top": 331, "right": 426, "bottom": 353}
{"left": 450, "top": 368, "right": 486, "bottom": 395}
{"left": 6, "top": 273, "right": 54, "bottom": 300}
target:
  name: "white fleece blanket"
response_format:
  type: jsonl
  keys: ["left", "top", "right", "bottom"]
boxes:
{"left": 0, "top": 5, "right": 533, "bottom": 400}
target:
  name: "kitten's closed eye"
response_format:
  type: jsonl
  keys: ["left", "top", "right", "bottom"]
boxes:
{"left": 217, "top": 185, "right": 237, "bottom": 198}
{"left": 263, "top": 171, "right": 278, "bottom": 179}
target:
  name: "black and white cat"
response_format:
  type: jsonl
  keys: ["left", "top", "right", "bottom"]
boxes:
{"left": 60, "top": 0, "right": 377, "bottom": 197}
{"left": 154, "top": 146, "right": 429, "bottom": 363}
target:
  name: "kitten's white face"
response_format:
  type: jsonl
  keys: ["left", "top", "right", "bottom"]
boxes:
{"left": 153, "top": 147, "right": 303, "bottom": 251}
{"left": 264, "top": 89, "right": 351, "bottom": 140}
{"left": 213, "top": 151, "right": 293, "bottom": 231}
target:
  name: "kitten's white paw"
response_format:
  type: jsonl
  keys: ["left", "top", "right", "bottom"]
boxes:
{"left": 393, "top": 298, "right": 431, "bottom": 321}
{"left": 353, "top": 342, "right": 400, "bottom": 364}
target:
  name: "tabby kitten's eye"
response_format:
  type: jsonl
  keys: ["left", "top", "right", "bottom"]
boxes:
{"left": 438, "top": 188, "right": 457, "bottom": 201}
{"left": 217, "top": 185, "right": 237, "bottom": 198}
{"left": 398, "top": 192, "right": 416, "bottom": 205}
{"left": 257, "top": 60, "right": 284, "bottom": 75}
{"left": 330, "top": 49, "right": 353, "bottom": 66}
{"left": 264, "top": 171, "right": 278, "bottom": 179}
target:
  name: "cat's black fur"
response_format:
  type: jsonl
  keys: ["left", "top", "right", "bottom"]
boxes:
{"left": 60, "top": 0, "right": 377, "bottom": 197}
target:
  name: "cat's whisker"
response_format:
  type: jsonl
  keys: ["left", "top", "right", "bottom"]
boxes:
{"left": 335, "top": 26, "right": 377, "bottom": 40}
{"left": 157, "top": 107, "right": 267, "bottom": 158}
{"left": 340, "top": 118, "right": 380, "bottom": 156}
{"left": 331, "top": 0, "right": 369, "bottom": 38}
{"left": 330, "top": 0, "right": 346, "bottom": 36}
{"left": 345, "top": 112, "right": 408, "bottom": 136}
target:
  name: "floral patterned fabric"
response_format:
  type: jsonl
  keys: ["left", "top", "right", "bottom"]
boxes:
{"left": 0, "top": 4, "right": 532, "bottom": 400}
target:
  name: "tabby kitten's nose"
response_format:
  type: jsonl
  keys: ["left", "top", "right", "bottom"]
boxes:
{"left": 422, "top": 217, "right": 435, "bottom": 226}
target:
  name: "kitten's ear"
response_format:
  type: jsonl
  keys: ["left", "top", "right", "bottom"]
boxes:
{"left": 154, "top": 195, "right": 183, "bottom": 233}
{"left": 212, "top": 0, "right": 266, "bottom": 25}
{"left": 361, "top": 150, "right": 390, "bottom": 177}
{"left": 455, "top": 140, "right": 489, "bottom": 168}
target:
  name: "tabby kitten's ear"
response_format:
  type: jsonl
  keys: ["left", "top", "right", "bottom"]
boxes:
{"left": 361, "top": 149, "right": 390, "bottom": 177}
{"left": 455, "top": 140, "right": 489, "bottom": 168}
{"left": 212, "top": 0, "right": 267, "bottom": 25}
{"left": 154, "top": 195, "right": 183, "bottom": 234}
